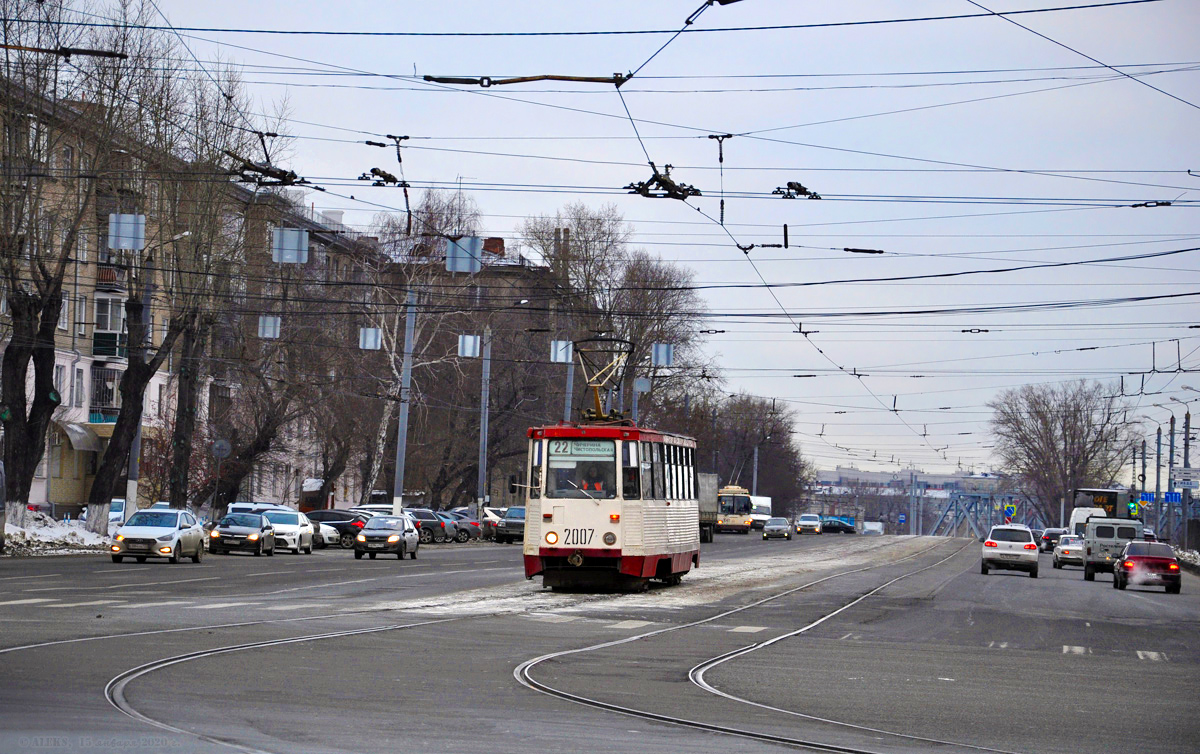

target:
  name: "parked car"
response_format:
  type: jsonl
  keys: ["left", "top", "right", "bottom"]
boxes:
{"left": 227, "top": 501, "right": 291, "bottom": 515}
{"left": 762, "top": 517, "right": 792, "bottom": 540}
{"left": 111, "top": 509, "right": 205, "bottom": 564}
{"left": 821, "top": 518, "right": 855, "bottom": 534}
{"left": 81, "top": 498, "right": 126, "bottom": 526}
{"left": 354, "top": 515, "right": 419, "bottom": 560}
{"left": 1052, "top": 535, "right": 1085, "bottom": 569}
{"left": 495, "top": 506, "right": 526, "bottom": 544}
{"left": 314, "top": 522, "right": 340, "bottom": 548}
{"left": 435, "top": 512, "right": 461, "bottom": 543}
{"left": 305, "top": 509, "right": 369, "bottom": 548}
{"left": 208, "top": 513, "right": 277, "bottom": 556}
{"left": 1113, "top": 540, "right": 1181, "bottom": 593}
{"left": 405, "top": 508, "right": 450, "bottom": 544}
{"left": 1039, "top": 527, "right": 1068, "bottom": 552}
{"left": 796, "top": 514, "right": 822, "bottom": 534}
{"left": 980, "top": 524, "right": 1039, "bottom": 578}
{"left": 262, "top": 510, "right": 315, "bottom": 554}
{"left": 448, "top": 512, "right": 484, "bottom": 542}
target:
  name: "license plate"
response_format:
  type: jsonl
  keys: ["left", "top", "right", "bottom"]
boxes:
{"left": 1001, "top": 553, "right": 1018, "bottom": 559}
{"left": 128, "top": 544, "right": 149, "bottom": 550}
{"left": 367, "top": 543, "right": 383, "bottom": 548}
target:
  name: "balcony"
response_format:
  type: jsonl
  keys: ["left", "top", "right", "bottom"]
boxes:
{"left": 95, "top": 263, "right": 129, "bottom": 292}
{"left": 90, "top": 365, "right": 122, "bottom": 423}
{"left": 92, "top": 332, "right": 127, "bottom": 359}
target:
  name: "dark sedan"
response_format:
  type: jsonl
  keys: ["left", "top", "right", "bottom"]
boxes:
{"left": 208, "top": 513, "right": 277, "bottom": 556}
{"left": 305, "top": 509, "right": 369, "bottom": 549}
{"left": 354, "top": 515, "right": 419, "bottom": 560}
{"left": 821, "top": 518, "right": 856, "bottom": 534}
{"left": 1039, "top": 527, "right": 1068, "bottom": 552}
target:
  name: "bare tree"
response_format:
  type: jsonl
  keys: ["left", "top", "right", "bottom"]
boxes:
{"left": 989, "top": 380, "right": 1135, "bottom": 525}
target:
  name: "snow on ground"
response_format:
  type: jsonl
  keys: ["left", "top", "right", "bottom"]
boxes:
{"left": 363, "top": 536, "right": 944, "bottom": 618}
{"left": 2, "top": 512, "right": 111, "bottom": 556}
{"left": 1175, "top": 548, "right": 1199, "bottom": 572}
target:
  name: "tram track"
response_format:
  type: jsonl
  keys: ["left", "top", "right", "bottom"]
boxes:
{"left": 514, "top": 539, "right": 1018, "bottom": 754}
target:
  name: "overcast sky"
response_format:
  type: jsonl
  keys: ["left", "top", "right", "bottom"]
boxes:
{"left": 152, "top": 0, "right": 1200, "bottom": 476}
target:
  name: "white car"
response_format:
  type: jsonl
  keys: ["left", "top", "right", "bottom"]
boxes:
{"left": 111, "top": 509, "right": 205, "bottom": 564}
{"left": 80, "top": 497, "right": 126, "bottom": 525}
{"left": 315, "top": 522, "right": 340, "bottom": 548}
{"left": 1053, "top": 534, "right": 1085, "bottom": 569}
{"left": 263, "top": 510, "right": 315, "bottom": 554}
{"left": 981, "top": 524, "right": 1039, "bottom": 578}
{"left": 796, "top": 514, "right": 822, "bottom": 534}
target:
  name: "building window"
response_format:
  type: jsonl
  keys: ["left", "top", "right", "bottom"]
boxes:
{"left": 58, "top": 298, "right": 68, "bottom": 330}
{"left": 77, "top": 231, "right": 88, "bottom": 263}
{"left": 77, "top": 295, "right": 86, "bottom": 335}
{"left": 53, "top": 364, "right": 65, "bottom": 393}
{"left": 73, "top": 367, "right": 85, "bottom": 407}
{"left": 157, "top": 384, "right": 165, "bottom": 417}
{"left": 95, "top": 297, "right": 126, "bottom": 333}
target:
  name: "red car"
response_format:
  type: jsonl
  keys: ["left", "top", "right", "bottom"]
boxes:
{"left": 1113, "top": 541, "right": 1181, "bottom": 594}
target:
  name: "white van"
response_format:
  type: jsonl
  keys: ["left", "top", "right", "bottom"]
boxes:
{"left": 1069, "top": 507, "right": 1107, "bottom": 537}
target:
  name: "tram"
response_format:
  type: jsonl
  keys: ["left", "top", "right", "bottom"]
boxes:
{"left": 518, "top": 338, "right": 700, "bottom": 591}
{"left": 716, "top": 484, "right": 754, "bottom": 534}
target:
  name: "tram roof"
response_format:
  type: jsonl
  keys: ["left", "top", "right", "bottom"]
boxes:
{"left": 528, "top": 423, "right": 697, "bottom": 448}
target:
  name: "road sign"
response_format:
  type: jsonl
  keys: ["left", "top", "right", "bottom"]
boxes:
{"left": 1176, "top": 467, "right": 1200, "bottom": 482}
{"left": 1004, "top": 504, "right": 1016, "bottom": 517}
{"left": 211, "top": 440, "right": 231, "bottom": 459}
{"left": 1004, "top": 516, "right": 1012, "bottom": 524}
{"left": 1181, "top": 480, "right": 1199, "bottom": 489}
{"left": 1140, "top": 492, "right": 1155, "bottom": 502}
{"left": 1165, "top": 492, "right": 1182, "bottom": 503}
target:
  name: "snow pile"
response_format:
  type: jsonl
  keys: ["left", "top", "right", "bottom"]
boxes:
{"left": 3, "top": 511, "right": 111, "bottom": 556}
{"left": 1175, "top": 547, "right": 1200, "bottom": 573}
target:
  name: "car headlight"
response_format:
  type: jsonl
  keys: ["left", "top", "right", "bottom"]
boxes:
{"left": 157, "top": 534, "right": 174, "bottom": 542}
{"left": 247, "top": 533, "right": 260, "bottom": 541}
{"left": 115, "top": 534, "right": 125, "bottom": 541}
{"left": 210, "top": 530, "right": 220, "bottom": 538}
{"left": 387, "top": 534, "right": 400, "bottom": 543}
{"left": 356, "top": 534, "right": 366, "bottom": 542}
{"left": 545, "top": 531, "right": 559, "bottom": 545}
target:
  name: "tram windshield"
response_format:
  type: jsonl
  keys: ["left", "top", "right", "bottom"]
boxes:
{"left": 546, "top": 438, "right": 617, "bottom": 499}
{"left": 719, "top": 494, "right": 752, "bottom": 515}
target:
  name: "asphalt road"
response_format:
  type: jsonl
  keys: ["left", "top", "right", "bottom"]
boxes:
{"left": 1, "top": 534, "right": 1196, "bottom": 753}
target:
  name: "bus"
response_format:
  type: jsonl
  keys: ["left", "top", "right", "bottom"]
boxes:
{"left": 716, "top": 485, "right": 753, "bottom": 534}
{"left": 519, "top": 423, "right": 700, "bottom": 590}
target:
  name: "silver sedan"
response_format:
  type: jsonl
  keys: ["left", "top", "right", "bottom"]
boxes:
{"left": 762, "top": 517, "right": 793, "bottom": 540}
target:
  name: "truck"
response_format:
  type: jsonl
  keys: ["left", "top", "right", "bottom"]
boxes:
{"left": 749, "top": 495, "right": 773, "bottom": 530}
{"left": 697, "top": 473, "right": 718, "bottom": 543}
{"left": 860, "top": 521, "right": 884, "bottom": 536}
{"left": 1083, "top": 516, "right": 1143, "bottom": 581}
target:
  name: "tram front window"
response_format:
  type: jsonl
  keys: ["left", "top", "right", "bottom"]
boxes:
{"left": 546, "top": 439, "right": 617, "bottom": 499}
{"left": 719, "top": 495, "right": 752, "bottom": 516}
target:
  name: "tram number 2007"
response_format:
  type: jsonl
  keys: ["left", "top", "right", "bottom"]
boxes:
{"left": 563, "top": 528, "right": 594, "bottom": 546}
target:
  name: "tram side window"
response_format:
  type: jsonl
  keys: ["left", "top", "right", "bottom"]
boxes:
{"left": 529, "top": 440, "right": 542, "bottom": 499}
{"left": 673, "top": 446, "right": 682, "bottom": 500}
{"left": 640, "top": 441, "right": 654, "bottom": 500}
{"left": 622, "top": 441, "right": 640, "bottom": 499}
{"left": 685, "top": 447, "right": 694, "bottom": 499}
{"left": 652, "top": 442, "right": 665, "bottom": 500}
{"left": 665, "top": 445, "right": 675, "bottom": 499}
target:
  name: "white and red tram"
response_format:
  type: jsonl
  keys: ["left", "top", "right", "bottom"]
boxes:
{"left": 521, "top": 423, "right": 700, "bottom": 590}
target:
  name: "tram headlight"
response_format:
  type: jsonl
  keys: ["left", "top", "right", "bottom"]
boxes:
{"left": 603, "top": 532, "right": 616, "bottom": 546}
{"left": 545, "top": 531, "right": 559, "bottom": 545}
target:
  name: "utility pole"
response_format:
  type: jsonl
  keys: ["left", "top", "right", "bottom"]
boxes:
{"left": 751, "top": 444, "right": 759, "bottom": 496}
{"left": 1183, "top": 410, "right": 1191, "bottom": 552}
{"left": 391, "top": 289, "right": 417, "bottom": 516}
{"left": 1155, "top": 426, "right": 1161, "bottom": 533}
{"left": 1168, "top": 414, "right": 1176, "bottom": 544}
{"left": 1141, "top": 438, "right": 1147, "bottom": 519}
{"left": 562, "top": 359, "right": 574, "bottom": 422}
{"left": 476, "top": 325, "right": 492, "bottom": 517}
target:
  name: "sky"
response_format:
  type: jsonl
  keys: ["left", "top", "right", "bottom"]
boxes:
{"left": 144, "top": 0, "right": 1199, "bottom": 476}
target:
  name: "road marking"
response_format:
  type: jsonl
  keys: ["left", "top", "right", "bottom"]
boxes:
{"left": 1137, "top": 650, "right": 1166, "bottom": 662}
{"left": 529, "top": 614, "right": 578, "bottom": 623}
{"left": 103, "top": 576, "right": 221, "bottom": 590}
{"left": 186, "top": 602, "right": 259, "bottom": 610}
{"left": 609, "top": 620, "right": 653, "bottom": 630}
{"left": 304, "top": 568, "right": 349, "bottom": 573}
{"left": 242, "top": 571, "right": 291, "bottom": 578}
{"left": 839, "top": 632, "right": 853, "bottom": 641}
{"left": 728, "top": 626, "right": 768, "bottom": 633}
{"left": 261, "top": 603, "right": 332, "bottom": 611}
{"left": 24, "top": 586, "right": 85, "bottom": 592}
{"left": 0, "top": 598, "right": 58, "bottom": 606}
{"left": 254, "top": 577, "right": 378, "bottom": 596}
{"left": 114, "top": 601, "right": 193, "bottom": 609}
{"left": 1062, "top": 645, "right": 1091, "bottom": 655}
{"left": 0, "top": 573, "right": 59, "bottom": 582}
{"left": 45, "top": 600, "right": 126, "bottom": 608}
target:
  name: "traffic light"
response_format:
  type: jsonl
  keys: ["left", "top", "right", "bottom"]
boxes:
{"left": 1127, "top": 500, "right": 1139, "bottom": 517}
